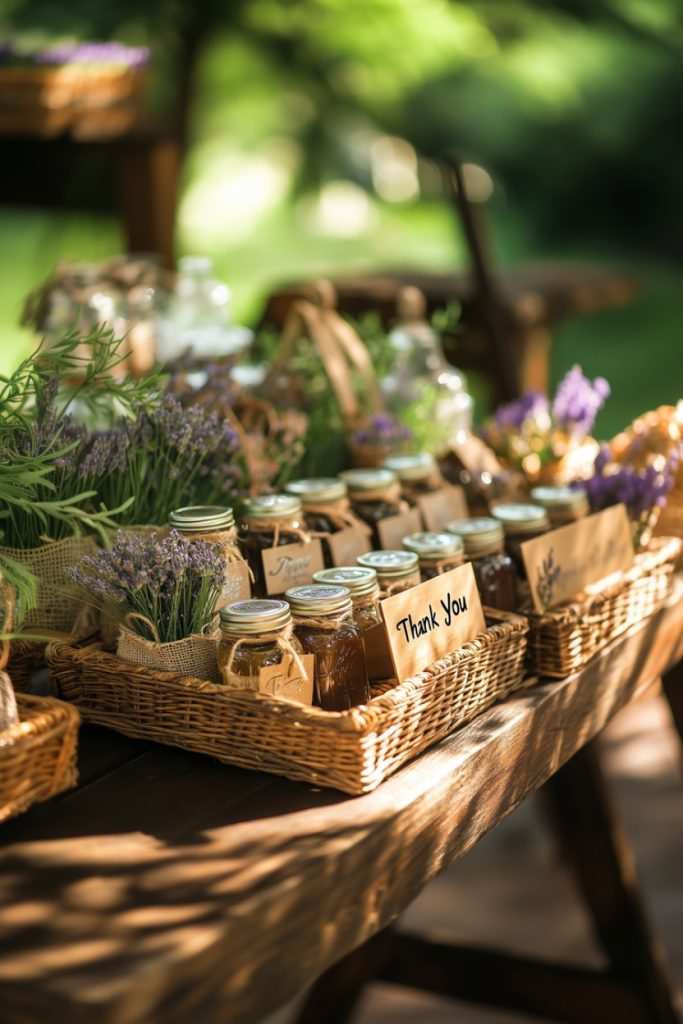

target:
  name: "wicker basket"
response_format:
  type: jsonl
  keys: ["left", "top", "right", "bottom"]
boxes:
{"left": 47, "top": 609, "right": 528, "bottom": 795}
{"left": 525, "top": 536, "right": 681, "bottom": 679}
{"left": 0, "top": 693, "right": 80, "bottom": 823}
{"left": 655, "top": 487, "right": 683, "bottom": 566}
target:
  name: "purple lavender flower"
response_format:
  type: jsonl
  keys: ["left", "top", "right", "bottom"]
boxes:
{"left": 353, "top": 413, "right": 413, "bottom": 446}
{"left": 582, "top": 448, "right": 675, "bottom": 530}
{"left": 552, "top": 366, "right": 610, "bottom": 438}
{"left": 494, "top": 391, "right": 549, "bottom": 431}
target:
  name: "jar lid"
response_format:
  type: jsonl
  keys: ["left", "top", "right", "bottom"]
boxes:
{"left": 286, "top": 584, "right": 353, "bottom": 617}
{"left": 219, "top": 598, "right": 291, "bottom": 634}
{"left": 169, "top": 505, "right": 235, "bottom": 532}
{"left": 491, "top": 503, "right": 550, "bottom": 535}
{"left": 357, "top": 549, "right": 419, "bottom": 578}
{"left": 447, "top": 517, "right": 504, "bottom": 555}
{"left": 403, "top": 531, "right": 464, "bottom": 559}
{"left": 314, "top": 566, "right": 379, "bottom": 598}
{"left": 382, "top": 453, "right": 437, "bottom": 482}
{"left": 530, "top": 486, "right": 588, "bottom": 511}
{"left": 242, "top": 493, "right": 302, "bottom": 519}
{"left": 285, "top": 478, "right": 347, "bottom": 503}
{"left": 339, "top": 468, "right": 397, "bottom": 493}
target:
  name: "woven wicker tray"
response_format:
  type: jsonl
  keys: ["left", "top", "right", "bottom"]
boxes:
{"left": 47, "top": 609, "right": 528, "bottom": 795}
{"left": 525, "top": 536, "right": 681, "bottom": 679}
{"left": 0, "top": 694, "right": 80, "bottom": 823}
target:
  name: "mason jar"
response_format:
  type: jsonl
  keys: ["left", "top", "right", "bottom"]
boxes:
{"left": 383, "top": 452, "right": 443, "bottom": 504}
{"left": 357, "top": 549, "right": 421, "bottom": 595}
{"left": 313, "top": 565, "right": 381, "bottom": 633}
{"left": 402, "top": 531, "right": 464, "bottom": 581}
{"left": 491, "top": 503, "right": 550, "bottom": 580}
{"left": 530, "top": 485, "right": 590, "bottom": 528}
{"left": 217, "top": 598, "right": 309, "bottom": 703}
{"left": 285, "top": 477, "right": 370, "bottom": 567}
{"left": 447, "top": 516, "right": 517, "bottom": 612}
{"left": 169, "top": 504, "right": 250, "bottom": 606}
{"left": 338, "top": 468, "right": 409, "bottom": 548}
{"left": 239, "top": 494, "right": 308, "bottom": 598}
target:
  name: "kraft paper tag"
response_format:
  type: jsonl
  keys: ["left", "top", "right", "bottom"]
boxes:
{"left": 379, "top": 562, "right": 485, "bottom": 681}
{"left": 362, "top": 620, "right": 396, "bottom": 681}
{"left": 377, "top": 507, "right": 423, "bottom": 549}
{"left": 262, "top": 540, "right": 325, "bottom": 595}
{"left": 417, "top": 485, "right": 469, "bottom": 531}
{"left": 328, "top": 526, "right": 372, "bottom": 567}
{"left": 218, "top": 561, "right": 251, "bottom": 608}
{"left": 258, "top": 653, "right": 314, "bottom": 705}
{"left": 450, "top": 435, "right": 502, "bottom": 477}
{"left": 521, "top": 504, "right": 634, "bottom": 612}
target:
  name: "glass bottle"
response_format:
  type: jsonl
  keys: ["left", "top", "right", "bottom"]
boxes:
{"left": 339, "top": 468, "right": 411, "bottom": 548}
{"left": 447, "top": 517, "right": 517, "bottom": 612}
{"left": 239, "top": 494, "right": 308, "bottom": 599}
{"left": 313, "top": 566, "right": 381, "bottom": 633}
{"left": 217, "top": 599, "right": 310, "bottom": 704}
{"left": 382, "top": 452, "right": 443, "bottom": 504}
{"left": 530, "top": 486, "right": 590, "bottom": 528}
{"left": 287, "top": 584, "right": 370, "bottom": 711}
{"left": 285, "top": 477, "right": 370, "bottom": 567}
{"left": 357, "top": 550, "right": 421, "bottom": 595}
{"left": 402, "top": 532, "right": 464, "bottom": 582}
{"left": 491, "top": 503, "right": 550, "bottom": 580}
{"left": 169, "top": 505, "right": 250, "bottom": 607}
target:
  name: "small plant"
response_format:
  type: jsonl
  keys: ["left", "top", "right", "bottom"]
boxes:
{"left": 69, "top": 530, "right": 224, "bottom": 644}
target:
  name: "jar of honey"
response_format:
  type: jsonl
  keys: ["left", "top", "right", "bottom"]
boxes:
{"left": 313, "top": 566, "right": 381, "bottom": 633}
{"left": 530, "top": 486, "right": 589, "bottom": 528}
{"left": 339, "top": 468, "right": 411, "bottom": 548}
{"left": 491, "top": 503, "right": 550, "bottom": 580}
{"left": 239, "top": 494, "right": 311, "bottom": 598}
{"left": 285, "top": 477, "right": 371, "bottom": 567}
{"left": 217, "top": 598, "right": 310, "bottom": 703}
{"left": 357, "top": 549, "right": 421, "bottom": 595}
{"left": 402, "top": 531, "right": 464, "bottom": 581}
{"left": 447, "top": 517, "right": 517, "bottom": 612}
{"left": 169, "top": 505, "right": 252, "bottom": 606}
{"left": 287, "top": 584, "right": 370, "bottom": 711}
{"left": 382, "top": 453, "right": 443, "bottom": 503}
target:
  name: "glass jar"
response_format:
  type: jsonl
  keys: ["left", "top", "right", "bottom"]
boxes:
{"left": 338, "top": 468, "right": 408, "bottom": 548}
{"left": 313, "top": 566, "right": 381, "bottom": 633}
{"left": 169, "top": 505, "right": 251, "bottom": 607}
{"left": 447, "top": 517, "right": 517, "bottom": 612}
{"left": 402, "top": 531, "right": 464, "bottom": 582}
{"left": 285, "top": 477, "right": 370, "bottom": 567}
{"left": 530, "top": 485, "right": 590, "bottom": 528}
{"left": 287, "top": 584, "right": 370, "bottom": 711}
{"left": 217, "top": 599, "right": 310, "bottom": 704}
{"left": 239, "top": 494, "right": 308, "bottom": 598}
{"left": 357, "top": 550, "right": 421, "bottom": 595}
{"left": 382, "top": 453, "right": 443, "bottom": 503}
{"left": 492, "top": 503, "right": 550, "bottom": 579}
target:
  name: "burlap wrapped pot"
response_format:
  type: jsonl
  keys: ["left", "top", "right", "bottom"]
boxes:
{"left": 117, "top": 625, "right": 221, "bottom": 684}
{"left": 0, "top": 535, "right": 98, "bottom": 633}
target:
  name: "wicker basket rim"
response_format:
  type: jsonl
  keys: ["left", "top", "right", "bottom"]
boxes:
{"left": 47, "top": 607, "right": 528, "bottom": 736}
{"left": 526, "top": 535, "right": 681, "bottom": 626}
{"left": 0, "top": 693, "right": 80, "bottom": 755}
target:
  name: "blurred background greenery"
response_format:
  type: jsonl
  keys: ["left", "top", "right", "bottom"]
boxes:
{"left": 1, "top": 0, "right": 682, "bottom": 437}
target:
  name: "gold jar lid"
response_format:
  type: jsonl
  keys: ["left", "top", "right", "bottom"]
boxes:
{"left": 169, "top": 505, "right": 235, "bottom": 532}
{"left": 286, "top": 584, "right": 353, "bottom": 617}
{"left": 530, "top": 486, "right": 589, "bottom": 512}
{"left": 219, "top": 599, "right": 291, "bottom": 635}
{"left": 403, "top": 531, "right": 464, "bottom": 559}
{"left": 285, "top": 478, "right": 347, "bottom": 503}
{"left": 242, "top": 493, "right": 302, "bottom": 519}
{"left": 491, "top": 503, "right": 550, "bottom": 535}
{"left": 314, "top": 566, "right": 379, "bottom": 599}
{"left": 339, "top": 468, "right": 397, "bottom": 494}
{"left": 447, "top": 517, "right": 504, "bottom": 556}
{"left": 357, "top": 550, "right": 419, "bottom": 579}
{"left": 382, "top": 453, "right": 437, "bottom": 482}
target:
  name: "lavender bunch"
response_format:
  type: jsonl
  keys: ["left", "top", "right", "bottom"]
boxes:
{"left": 551, "top": 366, "right": 610, "bottom": 439}
{"left": 69, "top": 530, "right": 224, "bottom": 644}
{"left": 78, "top": 393, "right": 246, "bottom": 527}
{"left": 352, "top": 413, "right": 413, "bottom": 449}
{"left": 579, "top": 445, "right": 678, "bottom": 547}
{"left": 493, "top": 391, "right": 549, "bottom": 432}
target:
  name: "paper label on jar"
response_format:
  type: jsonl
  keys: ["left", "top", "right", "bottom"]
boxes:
{"left": 417, "top": 485, "right": 469, "bottom": 531}
{"left": 261, "top": 540, "right": 325, "bottom": 595}
{"left": 217, "top": 561, "right": 251, "bottom": 609}
{"left": 328, "top": 527, "right": 372, "bottom": 567}
{"left": 522, "top": 504, "right": 634, "bottom": 612}
{"left": 258, "top": 653, "right": 315, "bottom": 705}
{"left": 377, "top": 507, "right": 423, "bottom": 549}
{"left": 379, "top": 562, "right": 485, "bottom": 681}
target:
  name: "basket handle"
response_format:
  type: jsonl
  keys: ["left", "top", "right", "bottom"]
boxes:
{"left": 123, "top": 611, "right": 160, "bottom": 644}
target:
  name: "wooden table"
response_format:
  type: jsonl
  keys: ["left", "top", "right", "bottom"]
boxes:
{"left": 1, "top": 582, "right": 682, "bottom": 1024}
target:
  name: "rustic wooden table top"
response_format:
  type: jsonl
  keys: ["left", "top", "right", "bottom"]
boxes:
{"left": 1, "top": 580, "right": 682, "bottom": 1024}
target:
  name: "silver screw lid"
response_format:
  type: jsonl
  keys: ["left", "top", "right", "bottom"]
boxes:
{"left": 169, "top": 505, "right": 235, "bottom": 532}
{"left": 491, "top": 503, "right": 550, "bottom": 535}
{"left": 339, "top": 468, "right": 397, "bottom": 493}
{"left": 285, "top": 584, "right": 353, "bottom": 617}
{"left": 219, "top": 599, "right": 291, "bottom": 635}
{"left": 285, "top": 478, "right": 347, "bottom": 503}
{"left": 447, "top": 516, "right": 504, "bottom": 556}
{"left": 242, "top": 493, "right": 302, "bottom": 519}
{"left": 313, "top": 566, "right": 379, "bottom": 598}
{"left": 382, "top": 453, "right": 437, "bottom": 482}
{"left": 357, "top": 549, "right": 420, "bottom": 579}
{"left": 403, "top": 531, "right": 464, "bottom": 559}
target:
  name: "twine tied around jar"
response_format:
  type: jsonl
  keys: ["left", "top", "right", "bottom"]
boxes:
{"left": 301, "top": 499, "right": 373, "bottom": 535}
{"left": 191, "top": 527, "right": 255, "bottom": 584}
{"left": 222, "top": 624, "right": 309, "bottom": 687}
{"left": 381, "top": 575, "right": 421, "bottom": 598}
{"left": 243, "top": 518, "right": 313, "bottom": 549}
{"left": 348, "top": 482, "right": 405, "bottom": 511}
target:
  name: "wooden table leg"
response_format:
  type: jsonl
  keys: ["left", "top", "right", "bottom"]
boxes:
{"left": 296, "top": 740, "right": 680, "bottom": 1024}
{"left": 118, "top": 135, "right": 182, "bottom": 268}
